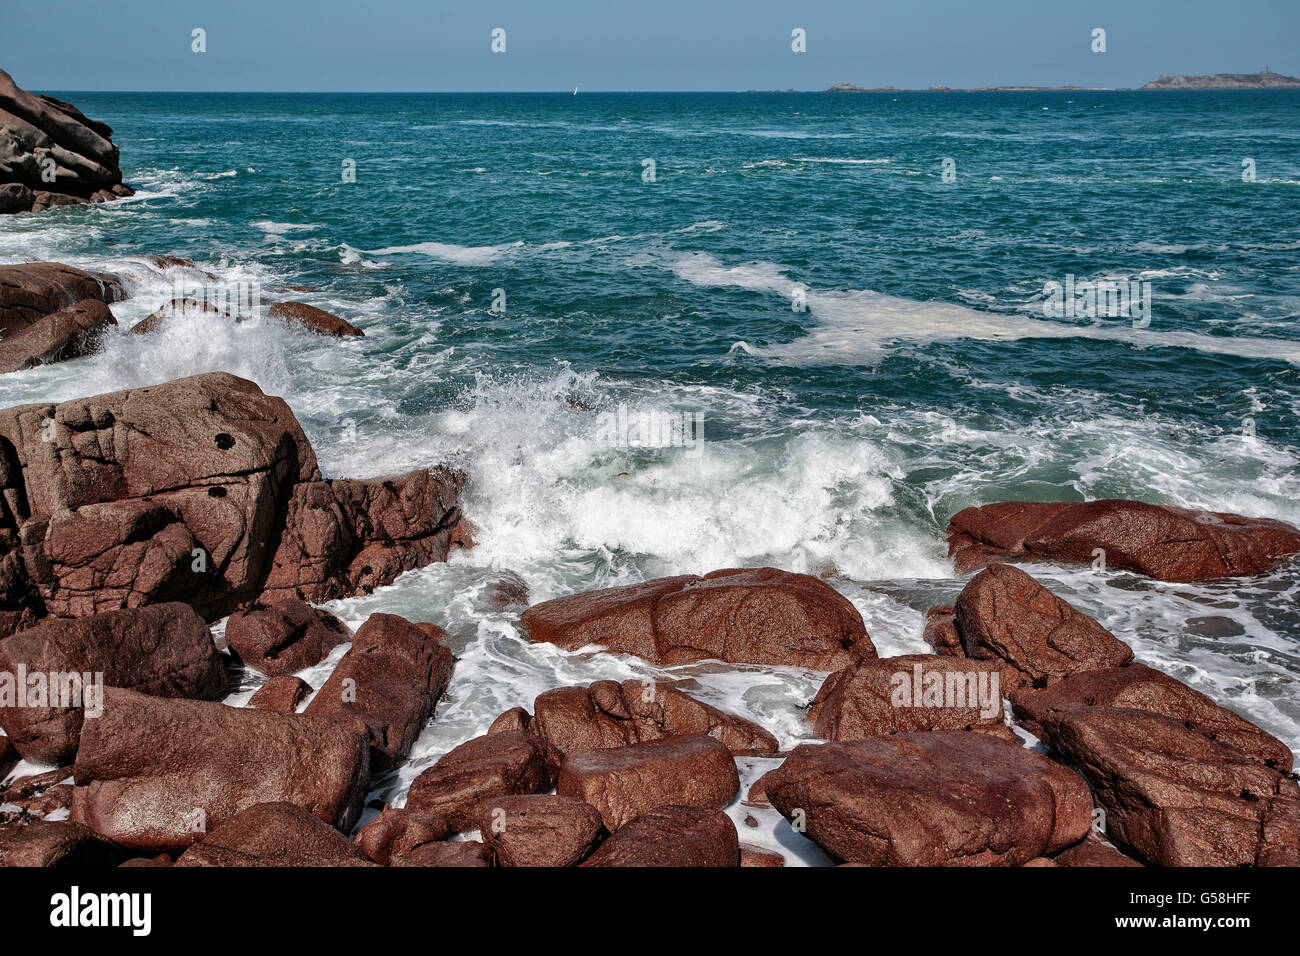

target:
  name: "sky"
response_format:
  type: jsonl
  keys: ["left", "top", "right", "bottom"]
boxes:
{"left": 2, "top": 0, "right": 1298, "bottom": 92}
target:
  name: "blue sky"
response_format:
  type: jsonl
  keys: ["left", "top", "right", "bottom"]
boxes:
{"left": 3, "top": 0, "right": 1297, "bottom": 92}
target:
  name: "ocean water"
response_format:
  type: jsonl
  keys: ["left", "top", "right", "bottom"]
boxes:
{"left": 2, "top": 91, "right": 1298, "bottom": 859}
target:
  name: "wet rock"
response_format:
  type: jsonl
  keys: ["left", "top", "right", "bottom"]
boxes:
{"left": 920, "top": 605, "right": 964, "bottom": 656}
{"left": 354, "top": 806, "right": 450, "bottom": 865}
{"left": 225, "top": 598, "right": 351, "bottom": 677}
{"left": 580, "top": 806, "right": 739, "bottom": 867}
{"left": 0, "top": 767, "right": 75, "bottom": 817}
{"left": 765, "top": 732, "right": 1093, "bottom": 866}
{"left": 0, "top": 818, "right": 130, "bottom": 867}
{"left": 1035, "top": 705, "right": 1300, "bottom": 867}
{"left": 0, "top": 602, "right": 227, "bottom": 763}
{"left": 740, "top": 843, "right": 785, "bottom": 867}
{"left": 175, "top": 802, "right": 376, "bottom": 867}
{"left": 128, "top": 298, "right": 232, "bottom": 335}
{"left": 246, "top": 675, "right": 311, "bottom": 713}
{"left": 520, "top": 567, "right": 873, "bottom": 669}
{"left": 0, "top": 261, "right": 125, "bottom": 336}
{"left": 474, "top": 794, "right": 605, "bottom": 867}
{"left": 304, "top": 613, "right": 454, "bottom": 772}
{"left": 1011, "top": 661, "right": 1293, "bottom": 771}
{"left": 0, "top": 733, "right": 14, "bottom": 778}
{"left": 404, "top": 732, "right": 561, "bottom": 832}
{"left": 0, "top": 299, "right": 116, "bottom": 374}
{"left": 953, "top": 563, "right": 1132, "bottom": 684}
{"left": 556, "top": 734, "right": 740, "bottom": 830}
{"left": 268, "top": 301, "right": 364, "bottom": 337}
{"left": 495, "top": 678, "right": 779, "bottom": 756}
{"left": 0, "top": 69, "right": 133, "bottom": 215}
{"left": 70, "top": 687, "right": 369, "bottom": 853}
{"left": 947, "top": 499, "right": 1300, "bottom": 581}
{"left": 808, "top": 654, "right": 1015, "bottom": 741}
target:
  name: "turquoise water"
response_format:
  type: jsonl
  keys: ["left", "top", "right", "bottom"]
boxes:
{"left": 2, "top": 92, "right": 1298, "bottom": 843}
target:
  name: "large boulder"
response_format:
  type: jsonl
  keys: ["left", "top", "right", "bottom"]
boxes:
{"left": 1034, "top": 705, "right": 1300, "bottom": 867}
{"left": 70, "top": 687, "right": 369, "bottom": 853}
{"left": 520, "top": 568, "right": 874, "bottom": 669}
{"left": 765, "top": 732, "right": 1094, "bottom": 866}
{"left": 953, "top": 564, "right": 1132, "bottom": 684}
{"left": 304, "top": 613, "right": 454, "bottom": 772}
{"left": 0, "top": 68, "right": 133, "bottom": 214}
{"left": 491, "top": 678, "right": 778, "bottom": 756}
{"left": 354, "top": 806, "right": 450, "bottom": 865}
{"left": 947, "top": 499, "right": 1300, "bottom": 581}
{"left": 808, "top": 654, "right": 1013, "bottom": 740}
{"left": 174, "top": 802, "right": 376, "bottom": 867}
{"left": 0, "top": 602, "right": 227, "bottom": 763}
{"left": 474, "top": 794, "right": 605, "bottom": 867}
{"left": 224, "top": 598, "right": 351, "bottom": 677}
{"left": 404, "top": 732, "right": 560, "bottom": 832}
{"left": 0, "top": 372, "right": 466, "bottom": 639}
{"left": 0, "top": 819, "right": 130, "bottom": 867}
{"left": 0, "top": 261, "right": 125, "bottom": 337}
{"left": 246, "top": 675, "right": 311, "bottom": 713}
{"left": 1011, "top": 662, "right": 1293, "bottom": 771}
{"left": 580, "top": 806, "right": 739, "bottom": 867}
{"left": 556, "top": 734, "right": 740, "bottom": 830}
{"left": 0, "top": 299, "right": 116, "bottom": 374}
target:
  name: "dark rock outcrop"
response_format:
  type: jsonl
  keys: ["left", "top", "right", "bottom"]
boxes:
{"left": 580, "top": 806, "right": 739, "bottom": 867}
{"left": 474, "top": 794, "right": 605, "bottom": 867}
{"left": 489, "top": 678, "right": 778, "bottom": 756}
{"left": 174, "top": 801, "right": 376, "bottom": 867}
{"left": 520, "top": 568, "right": 873, "bottom": 668}
{"left": 765, "top": 732, "right": 1094, "bottom": 865}
{"left": 556, "top": 734, "right": 740, "bottom": 830}
{"left": 404, "top": 731, "right": 561, "bottom": 832}
{"left": 70, "top": 687, "right": 369, "bottom": 853}
{"left": 0, "top": 818, "right": 130, "bottom": 867}
{"left": 0, "top": 261, "right": 125, "bottom": 337}
{"left": 304, "top": 613, "right": 454, "bottom": 772}
{"left": 0, "top": 69, "right": 133, "bottom": 214}
{"left": 224, "top": 598, "right": 351, "bottom": 677}
{"left": 1052, "top": 833, "right": 1143, "bottom": 867}
{"left": 0, "top": 602, "right": 227, "bottom": 763}
{"left": 354, "top": 806, "right": 450, "bottom": 865}
{"left": 1034, "top": 705, "right": 1300, "bottom": 867}
{"left": 0, "top": 299, "right": 116, "bottom": 373}
{"left": 392, "top": 839, "right": 492, "bottom": 867}
{"left": 953, "top": 563, "right": 1132, "bottom": 684}
{"left": 807, "top": 654, "right": 1014, "bottom": 741}
{"left": 268, "top": 301, "right": 364, "bottom": 337}
{"left": 0, "top": 372, "right": 466, "bottom": 640}
{"left": 947, "top": 499, "right": 1300, "bottom": 581}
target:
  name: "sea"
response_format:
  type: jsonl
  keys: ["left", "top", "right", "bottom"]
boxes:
{"left": 2, "top": 90, "right": 1298, "bottom": 862}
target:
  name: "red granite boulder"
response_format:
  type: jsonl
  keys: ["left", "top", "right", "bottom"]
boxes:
{"left": 474, "top": 794, "right": 605, "bottom": 867}
{"left": 765, "top": 732, "right": 1093, "bottom": 865}
{"left": 580, "top": 805, "right": 739, "bottom": 867}
{"left": 174, "top": 802, "right": 376, "bottom": 867}
{"left": 354, "top": 806, "right": 450, "bottom": 865}
{"left": 268, "top": 301, "right": 364, "bottom": 337}
{"left": 0, "top": 818, "right": 130, "bottom": 867}
{"left": 520, "top": 568, "right": 873, "bottom": 669}
{"left": 0, "top": 299, "right": 116, "bottom": 374}
{"left": 947, "top": 499, "right": 1300, "bottom": 581}
{"left": 246, "top": 675, "right": 311, "bottom": 713}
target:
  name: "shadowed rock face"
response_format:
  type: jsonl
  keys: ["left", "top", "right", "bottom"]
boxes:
{"left": 1035, "top": 705, "right": 1300, "bottom": 867}
{"left": 580, "top": 806, "right": 739, "bottom": 867}
{"left": 947, "top": 499, "right": 1300, "bottom": 581}
{"left": 70, "top": 687, "right": 370, "bottom": 853}
{"left": 0, "top": 818, "right": 131, "bottom": 867}
{"left": 0, "top": 371, "right": 466, "bottom": 638}
{"left": 174, "top": 801, "right": 376, "bottom": 867}
{"left": 0, "top": 299, "right": 116, "bottom": 374}
{"left": 0, "top": 602, "right": 227, "bottom": 763}
{"left": 225, "top": 598, "right": 352, "bottom": 677}
{"left": 520, "top": 567, "right": 874, "bottom": 669}
{"left": 0, "top": 262, "right": 126, "bottom": 338}
{"left": 765, "top": 732, "right": 1094, "bottom": 866}
{"left": 0, "top": 68, "right": 134, "bottom": 214}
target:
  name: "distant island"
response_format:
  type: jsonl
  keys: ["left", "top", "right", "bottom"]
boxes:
{"left": 826, "top": 71, "right": 1300, "bottom": 93}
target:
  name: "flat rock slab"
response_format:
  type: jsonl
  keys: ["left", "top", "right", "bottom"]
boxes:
{"left": 557, "top": 733, "right": 740, "bottom": 829}
{"left": 580, "top": 806, "right": 739, "bottom": 867}
{"left": 175, "top": 802, "right": 375, "bottom": 867}
{"left": 520, "top": 567, "right": 873, "bottom": 669}
{"left": 947, "top": 499, "right": 1300, "bottom": 581}
{"left": 1036, "top": 705, "right": 1300, "bottom": 867}
{"left": 246, "top": 675, "right": 311, "bottom": 713}
{"left": 491, "top": 677, "right": 778, "bottom": 756}
{"left": 765, "top": 731, "right": 1094, "bottom": 866}
{"left": 954, "top": 563, "right": 1132, "bottom": 684}
{"left": 70, "top": 687, "right": 369, "bottom": 853}
{"left": 0, "top": 602, "right": 227, "bottom": 763}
